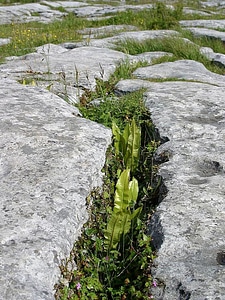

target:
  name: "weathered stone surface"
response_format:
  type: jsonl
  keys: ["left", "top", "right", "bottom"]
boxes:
{"left": 42, "top": 1, "right": 88, "bottom": 9}
{"left": 180, "top": 19, "right": 225, "bottom": 29}
{"left": 77, "top": 24, "right": 138, "bottom": 39}
{"left": 200, "top": 47, "right": 225, "bottom": 68}
{"left": 1, "top": 0, "right": 225, "bottom": 299}
{"left": 0, "top": 38, "right": 10, "bottom": 46}
{"left": 182, "top": 8, "right": 215, "bottom": 16}
{"left": 0, "top": 45, "right": 132, "bottom": 94}
{"left": 115, "top": 79, "right": 225, "bottom": 299}
{"left": 69, "top": 29, "right": 179, "bottom": 49}
{"left": 0, "top": 32, "right": 176, "bottom": 99}
{"left": 133, "top": 59, "right": 225, "bottom": 87}
{"left": 145, "top": 81, "right": 225, "bottom": 300}
{"left": 132, "top": 51, "right": 173, "bottom": 64}
{"left": 185, "top": 27, "right": 225, "bottom": 43}
{"left": 0, "top": 3, "right": 65, "bottom": 24}
{"left": 0, "top": 79, "right": 111, "bottom": 300}
{"left": 201, "top": 0, "right": 225, "bottom": 8}
{"left": 72, "top": 3, "right": 154, "bottom": 17}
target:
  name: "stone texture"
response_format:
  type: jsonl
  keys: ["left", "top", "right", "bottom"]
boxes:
{"left": 0, "top": 33, "right": 176, "bottom": 101}
{"left": 0, "top": 44, "right": 132, "bottom": 96}
{"left": 0, "top": 3, "right": 65, "bottom": 24}
{"left": 133, "top": 59, "right": 225, "bottom": 87}
{"left": 182, "top": 8, "right": 215, "bottom": 16}
{"left": 180, "top": 19, "right": 225, "bottom": 29}
{"left": 115, "top": 79, "right": 225, "bottom": 299}
{"left": 185, "top": 27, "right": 225, "bottom": 43}
{"left": 77, "top": 24, "right": 138, "bottom": 39}
{"left": 63, "top": 29, "right": 179, "bottom": 49}
{"left": 145, "top": 81, "right": 225, "bottom": 300}
{"left": 72, "top": 3, "right": 154, "bottom": 17}
{"left": 0, "top": 38, "right": 11, "bottom": 46}
{"left": 1, "top": 0, "right": 225, "bottom": 299}
{"left": 0, "top": 79, "right": 111, "bottom": 300}
{"left": 200, "top": 47, "right": 225, "bottom": 68}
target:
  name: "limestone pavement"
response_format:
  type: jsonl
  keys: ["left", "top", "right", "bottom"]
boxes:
{"left": 0, "top": 1, "right": 225, "bottom": 300}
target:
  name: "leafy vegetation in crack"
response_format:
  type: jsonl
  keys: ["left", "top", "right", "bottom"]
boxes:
{"left": 55, "top": 112, "right": 160, "bottom": 299}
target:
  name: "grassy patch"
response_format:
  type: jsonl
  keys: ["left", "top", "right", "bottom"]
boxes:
{"left": 0, "top": 13, "right": 86, "bottom": 62}
{"left": 0, "top": 1, "right": 182, "bottom": 62}
{"left": 79, "top": 60, "right": 148, "bottom": 106}
{"left": 91, "top": 2, "right": 183, "bottom": 30}
{"left": 115, "top": 36, "right": 225, "bottom": 75}
{"left": 181, "top": 29, "right": 225, "bottom": 55}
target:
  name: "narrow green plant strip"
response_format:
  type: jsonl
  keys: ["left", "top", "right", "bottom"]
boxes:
{"left": 55, "top": 86, "right": 161, "bottom": 299}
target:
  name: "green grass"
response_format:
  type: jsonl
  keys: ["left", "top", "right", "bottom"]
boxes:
{"left": 91, "top": 2, "right": 183, "bottom": 30}
{"left": 115, "top": 36, "right": 225, "bottom": 75}
{"left": 0, "top": 1, "right": 184, "bottom": 62}
{"left": 181, "top": 29, "right": 225, "bottom": 54}
{"left": 0, "top": 13, "right": 86, "bottom": 62}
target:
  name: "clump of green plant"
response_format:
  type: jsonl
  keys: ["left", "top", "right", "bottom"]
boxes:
{"left": 55, "top": 115, "right": 158, "bottom": 300}
{"left": 112, "top": 119, "right": 141, "bottom": 174}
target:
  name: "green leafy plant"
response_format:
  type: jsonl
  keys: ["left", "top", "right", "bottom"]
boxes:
{"left": 104, "top": 169, "right": 141, "bottom": 251}
{"left": 112, "top": 119, "right": 141, "bottom": 174}
{"left": 55, "top": 93, "right": 159, "bottom": 299}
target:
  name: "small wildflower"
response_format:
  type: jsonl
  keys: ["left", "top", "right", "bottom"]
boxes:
{"left": 76, "top": 282, "right": 81, "bottom": 290}
{"left": 152, "top": 280, "right": 157, "bottom": 287}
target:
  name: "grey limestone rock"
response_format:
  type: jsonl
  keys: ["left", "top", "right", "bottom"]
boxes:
{"left": 77, "top": 25, "right": 138, "bottom": 39}
{"left": 0, "top": 38, "right": 11, "bottom": 46}
{"left": 182, "top": 8, "right": 215, "bottom": 16}
{"left": 145, "top": 81, "right": 225, "bottom": 300}
{"left": 180, "top": 19, "right": 225, "bottom": 29}
{"left": 72, "top": 3, "right": 154, "bottom": 18}
{"left": 0, "top": 79, "right": 111, "bottom": 300}
{"left": 200, "top": 46, "right": 225, "bottom": 69}
{"left": 75, "top": 29, "right": 179, "bottom": 49}
{"left": 133, "top": 59, "right": 225, "bottom": 87}
{"left": 115, "top": 78, "right": 225, "bottom": 299}
{"left": 0, "top": 3, "right": 65, "bottom": 24}
{"left": 1, "top": 0, "right": 225, "bottom": 299}
{"left": 0, "top": 45, "right": 132, "bottom": 94}
{"left": 185, "top": 27, "right": 225, "bottom": 44}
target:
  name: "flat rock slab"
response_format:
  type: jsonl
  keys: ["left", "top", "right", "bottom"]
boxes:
{"left": 0, "top": 1, "right": 90, "bottom": 24}
{"left": 68, "top": 29, "right": 179, "bottom": 49}
{"left": 72, "top": 3, "right": 154, "bottom": 17}
{"left": 0, "top": 3, "right": 65, "bottom": 24}
{"left": 146, "top": 82, "right": 225, "bottom": 300}
{"left": 0, "top": 45, "right": 132, "bottom": 96}
{"left": 200, "top": 46, "right": 225, "bottom": 68}
{"left": 133, "top": 59, "right": 225, "bottom": 87}
{"left": 0, "top": 79, "right": 111, "bottom": 300}
{"left": 180, "top": 19, "right": 225, "bottom": 29}
{"left": 186, "top": 27, "right": 225, "bottom": 43}
{"left": 115, "top": 79, "right": 225, "bottom": 299}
